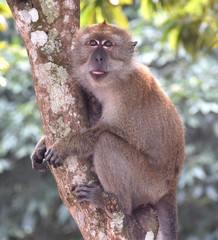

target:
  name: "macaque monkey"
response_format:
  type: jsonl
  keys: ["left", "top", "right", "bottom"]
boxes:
{"left": 31, "top": 23, "right": 185, "bottom": 240}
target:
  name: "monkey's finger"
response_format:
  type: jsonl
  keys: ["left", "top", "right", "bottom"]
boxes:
{"left": 52, "top": 163, "right": 58, "bottom": 168}
{"left": 75, "top": 186, "right": 92, "bottom": 193}
{"left": 32, "top": 154, "right": 43, "bottom": 164}
{"left": 75, "top": 191, "right": 90, "bottom": 198}
{"left": 88, "top": 183, "right": 101, "bottom": 189}
{"left": 45, "top": 150, "right": 54, "bottom": 162}
{"left": 32, "top": 161, "right": 49, "bottom": 171}
{"left": 36, "top": 150, "right": 45, "bottom": 159}
{"left": 50, "top": 155, "right": 59, "bottom": 168}
{"left": 45, "top": 148, "right": 51, "bottom": 158}
{"left": 79, "top": 183, "right": 99, "bottom": 189}
{"left": 54, "top": 160, "right": 62, "bottom": 168}
{"left": 77, "top": 198, "right": 91, "bottom": 204}
{"left": 53, "top": 158, "right": 63, "bottom": 168}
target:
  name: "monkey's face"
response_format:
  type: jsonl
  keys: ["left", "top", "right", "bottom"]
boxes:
{"left": 71, "top": 23, "right": 137, "bottom": 89}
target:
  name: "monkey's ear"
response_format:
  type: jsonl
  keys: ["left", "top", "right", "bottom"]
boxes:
{"left": 131, "top": 41, "right": 137, "bottom": 48}
{"left": 131, "top": 41, "right": 137, "bottom": 51}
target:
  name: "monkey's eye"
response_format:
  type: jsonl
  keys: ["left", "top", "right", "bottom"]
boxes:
{"left": 103, "top": 40, "right": 113, "bottom": 47}
{"left": 88, "top": 40, "right": 98, "bottom": 46}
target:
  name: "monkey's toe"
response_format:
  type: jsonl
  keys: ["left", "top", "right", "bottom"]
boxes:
{"left": 74, "top": 184, "right": 104, "bottom": 208}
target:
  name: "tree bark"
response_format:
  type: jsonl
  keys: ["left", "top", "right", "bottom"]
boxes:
{"left": 6, "top": 0, "right": 158, "bottom": 239}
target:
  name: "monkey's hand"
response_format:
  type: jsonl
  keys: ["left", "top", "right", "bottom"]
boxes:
{"left": 44, "top": 138, "right": 69, "bottom": 168}
{"left": 44, "top": 131, "right": 90, "bottom": 168}
{"left": 75, "top": 184, "right": 123, "bottom": 218}
{"left": 31, "top": 137, "right": 48, "bottom": 171}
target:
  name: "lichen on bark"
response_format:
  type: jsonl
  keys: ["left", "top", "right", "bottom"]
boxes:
{"left": 39, "top": 0, "right": 59, "bottom": 24}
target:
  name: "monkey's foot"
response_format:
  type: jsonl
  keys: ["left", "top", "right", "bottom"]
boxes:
{"left": 75, "top": 184, "right": 123, "bottom": 218}
{"left": 75, "top": 183, "right": 104, "bottom": 208}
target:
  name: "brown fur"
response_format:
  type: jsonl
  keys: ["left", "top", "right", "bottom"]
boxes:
{"left": 31, "top": 23, "right": 185, "bottom": 240}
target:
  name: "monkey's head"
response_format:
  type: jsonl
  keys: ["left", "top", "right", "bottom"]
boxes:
{"left": 71, "top": 23, "right": 137, "bottom": 89}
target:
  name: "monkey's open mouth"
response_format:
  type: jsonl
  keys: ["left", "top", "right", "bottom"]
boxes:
{"left": 90, "top": 71, "right": 108, "bottom": 80}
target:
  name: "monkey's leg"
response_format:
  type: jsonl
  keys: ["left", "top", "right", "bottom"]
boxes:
{"left": 74, "top": 184, "right": 157, "bottom": 240}
{"left": 75, "top": 184, "right": 159, "bottom": 240}
{"left": 155, "top": 192, "right": 178, "bottom": 240}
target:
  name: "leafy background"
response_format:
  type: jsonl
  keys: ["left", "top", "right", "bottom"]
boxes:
{"left": 0, "top": 0, "right": 218, "bottom": 239}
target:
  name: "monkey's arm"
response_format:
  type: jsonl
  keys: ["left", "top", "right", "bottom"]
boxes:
{"left": 44, "top": 124, "right": 129, "bottom": 168}
{"left": 31, "top": 136, "right": 49, "bottom": 171}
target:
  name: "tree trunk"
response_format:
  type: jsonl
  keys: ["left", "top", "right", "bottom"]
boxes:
{"left": 6, "top": 0, "right": 158, "bottom": 239}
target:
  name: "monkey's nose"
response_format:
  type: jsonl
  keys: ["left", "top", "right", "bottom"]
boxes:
{"left": 95, "top": 56, "right": 103, "bottom": 62}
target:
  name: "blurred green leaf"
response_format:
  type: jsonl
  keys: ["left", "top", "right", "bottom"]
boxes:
{"left": 0, "top": 55, "right": 9, "bottom": 72}
{"left": 80, "top": 3, "right": 96, "bottom": 27}
{"left": 140, "top": 0, "right": 156, "bottom": 20}
{"left": 80, "top": 0, "right": 130, "bottom": 27}
{"left": 0, "top": 14, "right": 7, "bottom": 30}
{"left": 103, "top": 4, "right": 129, "bottom": 28}
{"left": 0, "top": 1, "right": 11, "bottom": 17}
{"left": 140, "top": 0, "right": 218, "bottom": 57}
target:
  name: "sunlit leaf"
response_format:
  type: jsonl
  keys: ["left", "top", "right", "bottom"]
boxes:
{"left": 0, "top": 14, "right": 7, "bottom": 30}
{"left": 168, "top": 27, "right": 181, "bottom": 50}
{"left": 109, "top": 5, "right": 129, "bottom": 28}
{"left": 0, "top": 2, "right": 12, "bottom": 17}
{"left": 0, "top": 56, "right": 9, "bottom": 72}
{"left": 183, "top": 0, "right": 207, "bottom": 15}
{"left": 80, "top": 3, "right": 96, "bottom": 26}
{"left": 119, "top": 0, "right": 133, "bottom": 4}
{"left": 0, "top": 75, "right": 7, "bottom": 87}
{"left": 140, "top": 0, "right": 218, "bottom": 56}
{"left": 96, "top": 6, "right": 104, "bottom": 24}
{"left": 140, "top": 0, "right": 155, "bottom": 20}
{"left": 0, "top": 41, "right": 7, "bottom": 48}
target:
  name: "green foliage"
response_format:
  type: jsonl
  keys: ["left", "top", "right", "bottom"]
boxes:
{"left": 80, "top": 0, "right": 132, "bottom": 28}
{"left": 0, "top": 0, "right": 11, "bottom": 30}
{"left": 0, "top": 42, "right": 42, "bottom": 164}
{"left": 140, "top": 0, "right": 218, "bottom": 58}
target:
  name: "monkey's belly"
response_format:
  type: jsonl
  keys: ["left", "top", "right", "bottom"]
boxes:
{"left": 93, "top": 132, "right": 168, "bottom": 214}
